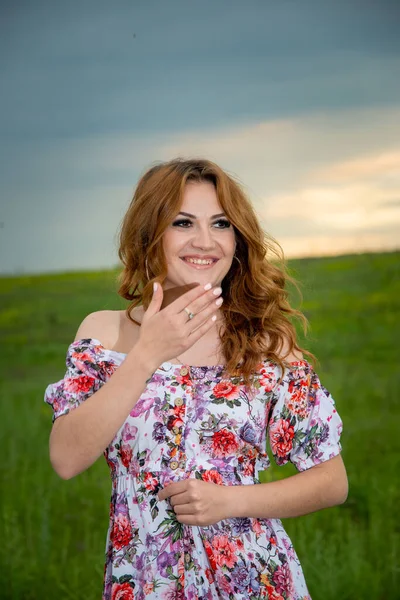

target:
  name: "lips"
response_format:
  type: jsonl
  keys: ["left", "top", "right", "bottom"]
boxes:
{"left": 181, "top": 256, "right": 218, "bottom": 263}
{"left": 180, "top": 256, "right": 219, "bottom": 268}
{"left": 181, "top": 256, "right": 219, "bottom": 261}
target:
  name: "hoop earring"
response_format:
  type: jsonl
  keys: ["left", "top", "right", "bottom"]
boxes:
{"left": 233, "top": 254, "right": 242, "bottom": 273}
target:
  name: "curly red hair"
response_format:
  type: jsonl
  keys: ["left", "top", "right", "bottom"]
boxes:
{"left": 118, "top": 157, "right": 313, "bottom": 388}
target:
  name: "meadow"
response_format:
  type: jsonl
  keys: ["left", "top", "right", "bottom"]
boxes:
{"left": 0, "top": 251, "right": 399, "bottom": 599}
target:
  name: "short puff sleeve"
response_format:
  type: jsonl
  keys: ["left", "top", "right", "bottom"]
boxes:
{"left": 268, "top": 361, "right": 343, "bottom": 472}
{"left": 44, "top": 338, "right": 117, "bottom": 422}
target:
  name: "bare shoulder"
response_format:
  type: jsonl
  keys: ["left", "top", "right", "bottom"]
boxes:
{"left": 264, "top": 333, "right": 304, "bottom": 362}
{"left": 75, "top": 306, "right": 144, "bottom": 353}
{"left": 279, "top": 337, "right": 304, "bottom": 362}
{"left": 283, "top": 348, "right": 304, "bottom": 363}
{"left": 74, "top": 310, "right": 123, "bottom": 348}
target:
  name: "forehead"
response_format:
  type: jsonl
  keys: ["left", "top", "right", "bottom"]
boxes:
{"left": 181, "top": 181, "right": 223, "bottom": 214}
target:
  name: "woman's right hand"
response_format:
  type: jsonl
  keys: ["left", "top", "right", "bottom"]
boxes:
{"left": 136, "top": 282, "right": 223, "bottom": 370}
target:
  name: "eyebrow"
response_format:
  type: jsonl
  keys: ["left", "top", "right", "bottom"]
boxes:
{"left": 177, "top": 211, "right": 227, "bottom": 219}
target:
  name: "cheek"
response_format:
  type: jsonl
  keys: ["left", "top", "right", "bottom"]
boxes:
{"left": 162, "top": 231, "right": 175, "bottom": 253}
{"left": 225, "top": 232, "right": 236, "bottom": 255}
{"left": 162, "top": 232, "right": 183, "bottom": 262}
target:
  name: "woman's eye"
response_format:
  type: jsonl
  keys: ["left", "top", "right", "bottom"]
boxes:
{"left": 213, "top": 219, "right": 231, "bottom": 229}
{"left": 172, "top": 219, "right": 192, "bottom": 228}
{"left": 171, "top": 218, "right": 231, "bottom": 229}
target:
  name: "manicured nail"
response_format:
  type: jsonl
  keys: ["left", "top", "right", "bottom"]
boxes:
{"left": 211, "top": 315, "right": 217, "bottom": 322}
{"left": 215, "top": 297, "right": 223, "bottom": 306}
{"left": 153, "top": 282, "right": 158, "bottom": 292}
{"left": 213, "top": 287, "right": 222, "bottom": 296}
{"left": 204, "top": 283, "right": 212, "bottom": 290}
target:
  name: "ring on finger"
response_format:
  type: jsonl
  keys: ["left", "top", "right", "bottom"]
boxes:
{"left": 184, "top": 307, "right": 195, "bottom": 320}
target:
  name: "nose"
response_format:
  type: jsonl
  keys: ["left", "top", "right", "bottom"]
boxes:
{"left": 191, "top": 225, "right": 216, "bottom": 250}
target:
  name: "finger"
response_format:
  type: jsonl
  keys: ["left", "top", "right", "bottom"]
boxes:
{"left": 169, "top": 282, "right": 215, "bottom": 314}
{"left": 184, "top": 296, "right": 223, "bottom": 331}
{"left": 175, "top": 514, "right": 200, "bottom": 526}
{"left": 169, "top": 492, "right": 191, "bottom": 507}
{"left": 185, "top": 286, "right": 223, "bottom": 320}
{"left": 183, "top": 296, "right": 222, "bottom": 339}
{"left": 173, "top": 502, "right": 194, "bottom": 515}
{"left": 186, "top": 314, "right": 219, "bottom": 345}
{"left": 158, "top": 480, "right": 187, "bottom": 501}
{"left": 144, "top": 282, "right": 164, "bottom": 319}
{"left": 176, "top": 515, "right": 198, "bottom": 526}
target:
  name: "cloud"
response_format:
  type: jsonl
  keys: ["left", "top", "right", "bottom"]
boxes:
{"left": 1, "top": 104, "right": 400, "bottom": 273}
{"left": 27, "top": 103, "right": 399, "bottom": 192}
{"left": 2, "top": 0, "right": 400, "bottom": 144}
{"left": 256, "top": 143, "right": 400, "bottom": 257}
{"left": 261, "top": 181, "right": 400, "bottom": 248}
{"left": 310, "top": 151, "right": 400, "bottom": 183}
{"left": 137, "top": 105, "right": 400, "bottom": 258}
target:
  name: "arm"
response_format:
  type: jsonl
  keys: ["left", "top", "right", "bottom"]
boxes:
{"left": 49, "top": 317, "right": 156, "bottom": 480}
{"left": 159, "top": 454, "right": 348, "bottom": 525}
{"left": 231, "top": 453, "right": 348, "bottom": 519}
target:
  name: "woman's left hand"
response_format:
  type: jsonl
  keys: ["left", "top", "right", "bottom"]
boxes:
{"left": 158, "top": 479, "right": 232, "bottom": 526}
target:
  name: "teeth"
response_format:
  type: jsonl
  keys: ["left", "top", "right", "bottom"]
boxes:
{"left": 185, "top": 258, "right": 214, "bottom": 265}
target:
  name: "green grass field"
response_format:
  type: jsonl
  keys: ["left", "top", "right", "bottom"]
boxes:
{"left": 1, "top": 251, "right": 399, "bottom": 599}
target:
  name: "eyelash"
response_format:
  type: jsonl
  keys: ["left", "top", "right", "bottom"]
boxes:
{"left": 172, "top": 219, "right": 231, "bottom": 229}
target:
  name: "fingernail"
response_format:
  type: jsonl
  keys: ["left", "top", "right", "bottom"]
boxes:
{"left": 213, "top": 287, "right": 222, "bottom": 296}
{"left": 153, "top": 282, "right": 158, "bottom": 292}
{"left": 215, "top": 297, "right": 223, "bottom": 306}
{"left": 204, "top": 283, "right": 212, "bottom": 290}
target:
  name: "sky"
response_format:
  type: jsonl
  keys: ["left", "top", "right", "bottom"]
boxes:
{"left": 1, "top": 0, "right": 399, "bottom": 274}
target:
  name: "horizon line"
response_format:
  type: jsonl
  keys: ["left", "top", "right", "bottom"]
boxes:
{"left": 1, "top": 247, "right": 398, "bottom": 280}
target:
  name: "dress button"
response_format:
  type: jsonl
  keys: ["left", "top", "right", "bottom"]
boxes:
{"left": 175, "top": 397, "right": 184, "bottom": 407}
{"left": 170, "top": 460, "right": 179, "bottom": 470}
{"left": 180, "top": 367, "right": 189, "bottom": 376}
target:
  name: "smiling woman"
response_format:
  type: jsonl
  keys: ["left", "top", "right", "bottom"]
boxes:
{"left": 162, "top": 181, "right": 237, "bottom": 289}
{"left": 117, "top": 158, "right": 311, "bottom": 383}
{"left": 44, "top": 157, "right": 347, "bottom": 600}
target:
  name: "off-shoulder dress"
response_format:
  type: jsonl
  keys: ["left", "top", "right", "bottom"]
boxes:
{"left": 45, "top": 338, "right": 342, "bottom": 600}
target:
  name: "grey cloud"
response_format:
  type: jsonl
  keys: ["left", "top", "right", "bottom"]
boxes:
{"left": 2, "top": 0, "right": 400, "bottom": 143}
{"left": 1, "top": 0, "right": 400, "bottom": 273}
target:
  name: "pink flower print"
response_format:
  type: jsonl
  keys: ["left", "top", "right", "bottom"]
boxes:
{"left": 212, "top": 381, "right": 240, "bottom": 400}
{"left": 71, "top": 351, "right": 92, "bottom": 372}
{"left": 259, "top": 368, "right": 277, "bottom": 392}
{"left": 64, "top": 376, "right": 94, "bottom": 394}
{"left": 282, "top": 536, "right": 297, "bottom": 561}
{"left": 211, "top": 429, "right": 239, "bottom": 458}
{"left": 143, "top": 582, "right": 154, "bottom": 595}
{"left": 110, "top": 514, "right": 132, "bottom": 550}
{"left": 130, "top": 395, "right": 154, "bottom": 417}
{"left": 270, "top": 419, "right": 295, "bottom": 458}
{"left": 252, "top": 519, "right": 263, "bottom": 537}
{"left": 272, "top": 562, "right": 294, "bottom": 597}
{"left": 121, "top": 422, "right": 138, "bottom": 442}
{"left": 143, "top": 472, "right": 159, "bottom": 492}
{"left": 120, "top": 444, "right": 133, "bottom": 468}
{"left": 212, "top": 534, "right": 238, "bottom": 569}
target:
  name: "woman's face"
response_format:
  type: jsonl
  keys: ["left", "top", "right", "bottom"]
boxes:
{"left": 162, "top": 181, "right": 236, "bottom": 290}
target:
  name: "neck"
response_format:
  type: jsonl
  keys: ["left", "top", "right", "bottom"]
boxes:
{"left": 160, "top": 283, "right": 199, "bottom": 310}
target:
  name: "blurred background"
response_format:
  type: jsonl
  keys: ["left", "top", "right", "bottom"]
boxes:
{"left": 0, "top": 1, "right": 399, "bottom": 598}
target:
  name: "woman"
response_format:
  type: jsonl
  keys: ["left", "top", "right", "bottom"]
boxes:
{"left": 45, "top": 158, "right": 348, "bottom": 600}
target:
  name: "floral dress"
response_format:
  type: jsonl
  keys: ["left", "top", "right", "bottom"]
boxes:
{"left": 44, "top": 338, "right": 343, "bottom": 600}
